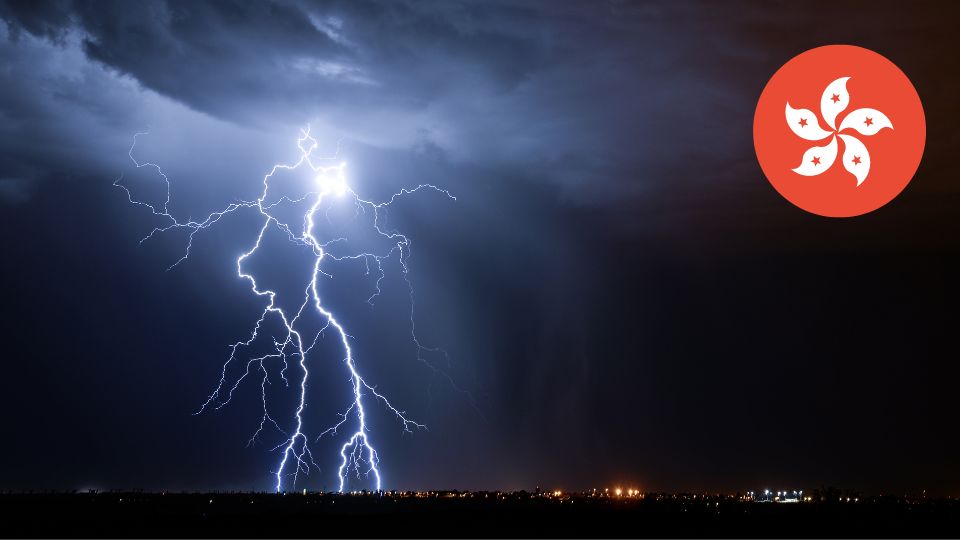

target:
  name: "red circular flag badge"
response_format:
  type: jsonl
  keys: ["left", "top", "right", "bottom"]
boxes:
{"left": 754, "top": 45, "right": 925, "bottom": 217}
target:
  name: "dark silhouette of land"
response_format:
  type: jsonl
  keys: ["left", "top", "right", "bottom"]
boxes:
{"left": 1, "top": 491, "right": 958, "bottom": 538}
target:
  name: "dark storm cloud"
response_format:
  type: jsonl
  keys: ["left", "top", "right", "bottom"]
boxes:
{"left": 0, "top": 0, "right": 764, "bottom": 202}
{"left": 2, "top": 0, "right": 956, "bottom": 209}
{"left": 75, "top": 1, "right": 350, "bottom": 117}
{"left": 0, "top": 21, "right": 135, "bottom": 203}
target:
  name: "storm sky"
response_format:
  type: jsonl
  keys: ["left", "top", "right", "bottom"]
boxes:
{"left": 0, "top": 0, "right": 958, "bottom": 494}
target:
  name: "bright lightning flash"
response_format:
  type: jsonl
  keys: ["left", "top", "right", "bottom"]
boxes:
{"left": 115, "top": 127, "right": 455, "bottom": 492}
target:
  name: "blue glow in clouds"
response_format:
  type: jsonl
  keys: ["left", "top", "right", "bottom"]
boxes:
{"left": 115, "top": 127, "right": 454, "bottom": 492}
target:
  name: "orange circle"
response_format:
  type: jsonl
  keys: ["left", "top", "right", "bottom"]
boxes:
{"left": 754, "top": 45, "right": 925, "bottom": 217}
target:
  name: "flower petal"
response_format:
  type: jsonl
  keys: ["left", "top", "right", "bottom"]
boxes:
{"left": 820, "top": 76, "right": 850, "bottom": 130}
{"left": 839, "top": 134, "right": 870, "bottom": 186}
{"left": 792, "top": 135, "right": 837, "bottom": 177}
{"left": 785, "top": 103, "right": 833, "bottom": 141}
{"left": 838, "top": 108, "right": 893, "bottom": 136}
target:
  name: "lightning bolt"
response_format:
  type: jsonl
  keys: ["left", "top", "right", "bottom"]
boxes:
{"left": 115, "top": 127, "right": 456, "bottom": 492}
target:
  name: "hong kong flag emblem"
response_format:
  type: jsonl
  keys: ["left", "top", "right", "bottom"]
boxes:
{"left": 754, "top": 45, "right": 925, "bottom": 217}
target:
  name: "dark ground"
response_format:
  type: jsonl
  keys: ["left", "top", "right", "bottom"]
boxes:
{"left": 1, "top": 492, "right": 958, "bottom": 538}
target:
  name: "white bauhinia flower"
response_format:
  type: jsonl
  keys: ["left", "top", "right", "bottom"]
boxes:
{"left": 839, "top": 134, "right": 870, "bottom": 185}
{"left": 785, "top": 77, "right": 893, "bottom": 186}
{"left": 786, "top": 104, "right": 834, "bottom": 141}
{"left": 820, "top": 77, "right": 850, "bottom": 130}
{"left": 793, "top": 135, "right": 838, "bottom": 176}
{"left": 839, "top": 108, "right": 893, "bottom": 136}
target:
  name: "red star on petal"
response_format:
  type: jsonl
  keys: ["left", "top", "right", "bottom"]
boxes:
{"left": 852, "top": 156, "right": 861, "bottom": 165}
{"left": 864, "top": 117, "right": 874, "bottom": 127}
{"left": 798, "top": 118, "right": 808, "bottom": 127}
{"left": 812, "top": 156, "right": 821, "bottom": 166}
{"left": 831, "top": 93, "right": 841, "bottom": 103}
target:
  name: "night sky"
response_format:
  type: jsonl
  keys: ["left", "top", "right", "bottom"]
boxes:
{"left": 0, "top": 1, "right": 957, "bottom": 495}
